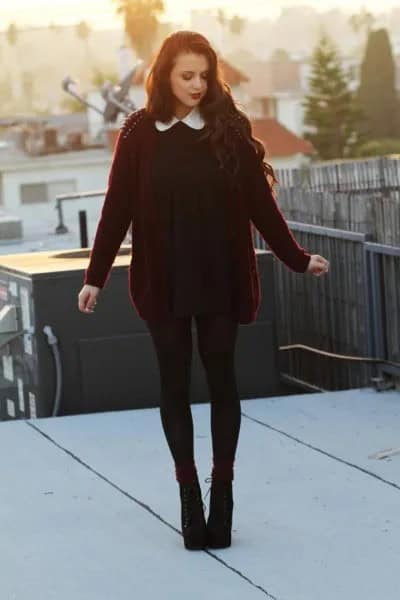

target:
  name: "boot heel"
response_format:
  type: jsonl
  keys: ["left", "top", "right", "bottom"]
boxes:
{"left": 204, "top": 478, "right": 233, "bottom": 549}
{"left": 179, "top": 479, "right": 207, "bottom": 550}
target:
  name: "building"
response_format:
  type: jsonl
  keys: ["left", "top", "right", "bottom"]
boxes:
{"left": 240, "top": 58, "right": 307, "bottom": 137}
{"left": 251, "top": 118, "right": 315, "bottom": 169}
{"left": 0, "top": 133, "right": 112, "bottom": 245}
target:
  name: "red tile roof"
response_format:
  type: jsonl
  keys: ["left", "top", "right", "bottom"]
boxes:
{"left": 251, "top": 118, "right": 315, "bottom": 158}
{"left": 218, "top": 57, "right": 249, "bottom": 85}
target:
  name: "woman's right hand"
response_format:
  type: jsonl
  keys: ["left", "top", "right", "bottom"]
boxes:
{"left": 78, "top": 284, "right": 101, "bottom": 314}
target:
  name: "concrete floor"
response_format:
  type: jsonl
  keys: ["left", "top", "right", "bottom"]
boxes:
{"left": 1, "top": 387, "right": 399, "bottom": 600}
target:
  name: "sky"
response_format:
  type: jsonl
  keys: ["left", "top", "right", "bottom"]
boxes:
{"left": 2, "top": 0, "right": 400, "bottom": 30}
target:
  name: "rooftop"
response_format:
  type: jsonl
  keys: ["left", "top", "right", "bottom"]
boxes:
{"left": 1, "top": 386, "right": 399, "bottom": 598}
{"left": 251, "top": 117, "right": 315, "bottom": 157}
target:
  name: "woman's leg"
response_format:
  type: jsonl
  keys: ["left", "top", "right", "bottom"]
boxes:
{"left": 195, "top": 312, "right": 241, "bottom": 481}
{"left": 145, "top": 315, "right": 197, "bottom": 483}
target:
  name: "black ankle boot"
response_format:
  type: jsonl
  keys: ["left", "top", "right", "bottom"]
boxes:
{"left": 204, "top": 477, "right": 234, "bottom": 549}
{"left": 178, "top": 478, "right": 207, "bottom": 550}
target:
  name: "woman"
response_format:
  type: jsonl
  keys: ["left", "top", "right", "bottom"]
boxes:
{"left": 78, "top": 30, "right": 329, "bottom": 551}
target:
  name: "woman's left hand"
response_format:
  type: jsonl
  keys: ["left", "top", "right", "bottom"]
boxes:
{"left": 306, "top": 254, "right": 329, "bottom": 276}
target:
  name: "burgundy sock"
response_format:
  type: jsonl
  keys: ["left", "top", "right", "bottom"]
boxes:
{"left": 212, "top": 458, "right": 234, "bottom": 482}
{"left": 175, "top": 459, "right": 198, "bottom": 484}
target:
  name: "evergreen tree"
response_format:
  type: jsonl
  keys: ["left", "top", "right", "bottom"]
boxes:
{"left": 357, "top": 28, "right": 400, "bottom": 140}
{"left": 303, "top": 33, "right": 364, "bottom": 160}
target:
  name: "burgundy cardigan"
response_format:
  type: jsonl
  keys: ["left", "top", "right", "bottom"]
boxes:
{"left": 84, "top": 108, "right": 311, "bottom": 324}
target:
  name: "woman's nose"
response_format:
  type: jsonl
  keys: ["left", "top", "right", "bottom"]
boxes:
{"left": 192, "top": 77, "right": 204, "bottom": 90}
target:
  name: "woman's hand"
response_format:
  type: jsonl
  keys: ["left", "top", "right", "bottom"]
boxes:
{"left": 306, "top": 254, "right": 329, "bottom": 276}
{"left": 78, "top": 284, "right": 101, "bottom": 313}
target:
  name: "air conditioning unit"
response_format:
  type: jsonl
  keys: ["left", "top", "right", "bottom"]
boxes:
{"left": 0, "top": 246, "right": 279, "bottom": 421}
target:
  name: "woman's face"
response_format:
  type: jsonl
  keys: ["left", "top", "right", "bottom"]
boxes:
{"left": 169, "top": 52, "right": 209, "bottom": 114}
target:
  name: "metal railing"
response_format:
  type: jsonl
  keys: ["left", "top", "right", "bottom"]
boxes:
{"left": 55, "top": 189, "right": 106, "bottom": 236}
{"left": 364, "top": 241, "right": 400, "bottom": 378}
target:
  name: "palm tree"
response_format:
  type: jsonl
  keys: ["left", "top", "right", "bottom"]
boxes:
{"left": 112, "top": 0, "right": 165, "bottom": 61}
{"left": 75, "top": 20, "right": 93, "bottom": 65}
{"left": 6, "top": 23, "right": 22, "bottom": 102}
{"left": 216, "top": 10, "right": 245, "bottom": 49}
{"left": 6, "top": 23, "right": 18, "bottom": 47}
{"left": 229, "top": 15, "right": 246, "bottom": 37}
{"left": 215, "top": 8, "right": 230, "bottom": 50}
{"left": 217, "top": 8, "right": 227, "bottom": 29}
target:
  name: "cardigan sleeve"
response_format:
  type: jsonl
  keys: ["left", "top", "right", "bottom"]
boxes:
{"left": 83, "top": 128, "right": 133, "bottom": 289}
{"left": 239, "top": 138, "right": 311, "bottom": 273}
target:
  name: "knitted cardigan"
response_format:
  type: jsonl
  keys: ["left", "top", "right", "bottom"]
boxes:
{"left": 84, "top": 108, "right": 311, "bottom": 324}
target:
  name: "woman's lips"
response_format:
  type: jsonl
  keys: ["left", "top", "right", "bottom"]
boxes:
{"left": 190, "top": 93, "right": 201, "bottom": 99}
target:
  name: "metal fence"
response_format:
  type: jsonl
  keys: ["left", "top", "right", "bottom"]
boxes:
{"left": 253, "top": 222, "right": 400, "bottom": 391}
{"left": 365, "top": 241, "right": 400, "bottom": 373}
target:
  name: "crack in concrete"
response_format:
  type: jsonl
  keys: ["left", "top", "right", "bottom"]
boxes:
{"left": 242, "top": 412, "right": 400, "bottom": 492}
{"left": 26, "top": 420, "right": 279, "bottom": 600}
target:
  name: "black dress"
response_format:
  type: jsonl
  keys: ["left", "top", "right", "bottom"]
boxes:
{"left": 151, "top": 120, "right": 236, "bottom": 317}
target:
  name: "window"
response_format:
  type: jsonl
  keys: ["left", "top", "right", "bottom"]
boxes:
{"left": 20, "top": 179, "right": 76, "bottom": 204}
{"left": 260, "top": 97, "right": 277, "bottom": 118}
{"left": 20, "top": 182, "right": 48, "bottom": 204}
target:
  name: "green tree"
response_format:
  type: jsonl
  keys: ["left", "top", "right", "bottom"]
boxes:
{"left": 6, "top": 22, "right": 23, "bottom": 106}
{"left": 61, "top": 96, "right": 86, "bottom": 113}
{"left": 216, "top": 8, "right": 227, "bottom": 28}
{"left": 355, "top": 138, "right": 400, "bottom": 157}
{"left": 6, "top": 22, "right": 18, "bottom": 46}
{"left": 113, "top": 0, "right": 165, "bottom": 60}
{"left": 270, "top": 48, "right": 290, "bottom": 62}
{"left": 216, "top": 9, "right": 245, "bottom": 37}
{"left": 75, "top": 20, "right": 93, "bottom": 66}
{"left": 349, "top": 6, "right": 375, "bottom": 38}
{"left": 302, "top": 33, "right": 364, "bottom": 159}
{"left": 91, "top": 70, "right": 119, "bottom": 87}
{"left": 357, "top": 28, "right": 400, "bottom": 140}
{"left": 229, "top": 15, "right": 246, "bottom": 36}
{"left": 22, "top": 71, "right": 34, "bottom": 110}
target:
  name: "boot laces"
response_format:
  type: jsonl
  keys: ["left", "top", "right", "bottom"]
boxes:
{"left": 182, "top": 483, "right": 207, "bottom": 527}
{"left": 203, "top": 477, "right": 232, "bottom": 526}
{"left": 204, "top": 476, "right": 212, "bottom": 502}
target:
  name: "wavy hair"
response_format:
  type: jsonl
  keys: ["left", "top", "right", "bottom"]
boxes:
{"left": 145, "top": 30, "right": 278, "bottom": 190}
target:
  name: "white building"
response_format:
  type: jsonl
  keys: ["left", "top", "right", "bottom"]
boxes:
{"left": 0, "top": 144, "right": 113, "bottom": 246}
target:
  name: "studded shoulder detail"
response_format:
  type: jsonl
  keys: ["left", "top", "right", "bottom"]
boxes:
{"left": 120, "top": 108, "right": 147, "bottom": 140}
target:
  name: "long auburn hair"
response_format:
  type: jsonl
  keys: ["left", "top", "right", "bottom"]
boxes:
{"left": 145, "top": 30, "right": 278, "bottom": 190}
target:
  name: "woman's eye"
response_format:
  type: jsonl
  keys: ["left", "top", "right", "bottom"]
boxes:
{"left": 182, "top": 74, "right": 208, "bottom": 81}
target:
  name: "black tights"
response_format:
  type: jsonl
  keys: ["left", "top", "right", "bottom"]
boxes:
{"left": 146, "top": 313, "right": 241, "bottom": 468}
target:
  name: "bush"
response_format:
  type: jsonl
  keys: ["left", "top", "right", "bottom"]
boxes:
{"left": 355, "top": 138, "right": 400, "bottom": 157}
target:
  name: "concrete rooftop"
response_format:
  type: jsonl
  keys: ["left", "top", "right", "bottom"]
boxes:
{"left": 1, "top": 387, "right": 399, "bottom": 599}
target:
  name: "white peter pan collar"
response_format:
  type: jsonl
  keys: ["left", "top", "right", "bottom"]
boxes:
{"left": 155, "top": 106, "right": 205, "bottom": 131}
